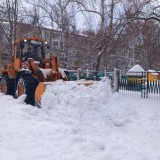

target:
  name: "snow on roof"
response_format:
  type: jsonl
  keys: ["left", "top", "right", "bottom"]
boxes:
{"left": 126, "top": 64, "right": 145, "bottom": 76}
{"left": 148, "top": 69, "right": 156, "bottom": 72}
{"left": 128, "top": 64, "right": 145, "bottom": 72}
{"left": 148, "top": 70, "right": 158, "bottom": 75}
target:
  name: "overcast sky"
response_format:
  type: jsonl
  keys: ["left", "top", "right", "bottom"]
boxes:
{"left": 2, "top": 0, "right": 159, "bottom": 31}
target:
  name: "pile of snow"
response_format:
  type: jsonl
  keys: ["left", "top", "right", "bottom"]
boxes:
{"left": 0, "top": 78, "right": 160, "bottom": 160}
{"left": 40, "top": 68, "right": 52, "bottom": 78}
{"left": 41, "top": 79, "right": 112, "bottom": 111}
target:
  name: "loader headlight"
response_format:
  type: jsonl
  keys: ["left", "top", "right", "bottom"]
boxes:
{"left": 24, "top": 39, "right": 27, "bottom": 42}
{"left": 44, "top": 41, "right": 48, "bottom": 45}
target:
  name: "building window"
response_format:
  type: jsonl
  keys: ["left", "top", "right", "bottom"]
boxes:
{"left": 45, "top": 32, "right": 48, "bottom": 38}
{"left": 53, "top": 41, "right": 58, "bottom": 47}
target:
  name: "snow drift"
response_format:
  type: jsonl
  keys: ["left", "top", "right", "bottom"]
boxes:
{"left": 0, "top": 78, "right": 160, "bottom": 160}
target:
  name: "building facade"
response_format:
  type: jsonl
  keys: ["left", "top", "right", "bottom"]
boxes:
{"left": 0, "top": 22, "right": 92, "bottom": 73}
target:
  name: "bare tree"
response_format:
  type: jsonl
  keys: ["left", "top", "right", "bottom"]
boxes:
{"left": 120, "top": 0, "right": 160, "bottom": 22}
{"left": 25, "top": 0, "right": 78, "bottom": 68}
{"left": 106, "top": 0, "right": 160, "bottom": 71}
{"left": 70, "top": 0, "right": 127, "bottom": 71}
{"left": 0, "top": 0, "right": 19, "bottom": 66}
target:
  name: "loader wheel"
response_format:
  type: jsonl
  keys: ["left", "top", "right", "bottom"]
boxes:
{"left": 0, "top": 76, "right": 14, "bottom": 96}
{"left": 16, "top": 76, "right": 38, "bottom": 106}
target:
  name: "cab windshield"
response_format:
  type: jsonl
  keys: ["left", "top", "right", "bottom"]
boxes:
{"left": 22, "top": 40, "right": 47, "bottom": 61}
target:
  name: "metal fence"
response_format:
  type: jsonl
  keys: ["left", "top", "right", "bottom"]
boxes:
{"left": 67, "top": 69, "right": 160, "bottom": 99}
{"left": 118, "top": 71, "right": 160, "bottom": 99}
{"left": 67, "top": 69, "right": 113, "bottom": 81}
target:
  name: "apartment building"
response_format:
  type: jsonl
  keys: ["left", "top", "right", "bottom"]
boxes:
{"left": 0, "top": 21, "right": 92, "bottom": 73}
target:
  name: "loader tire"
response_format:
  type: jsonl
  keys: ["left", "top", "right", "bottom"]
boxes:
{"left": 16, "top": 76, "right": 38, "bottom": 106}
{"left": 0, "top": 75, "right": 14, "bottom": 96}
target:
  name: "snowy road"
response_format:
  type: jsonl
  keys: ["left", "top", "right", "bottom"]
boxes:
{"left": 0, "top": 80, "right": 160, "bottom": 160}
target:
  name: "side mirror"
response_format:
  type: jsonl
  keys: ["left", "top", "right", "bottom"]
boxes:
{"left": 20, "top": 40, "right": 24, "bottom": 49}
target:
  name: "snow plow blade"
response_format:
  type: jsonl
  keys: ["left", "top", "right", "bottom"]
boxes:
{"left": 35, "top": 81, "right": 95, "bottom": 107}
{"left": 35, "top": 82, "right": 47, "bottom": 108}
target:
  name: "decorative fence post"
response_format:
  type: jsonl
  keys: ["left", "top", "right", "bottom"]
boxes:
{"left": 93, "top": 70, "right": 96, "bottom": 81}
{"left": 86, "top": 69, "right": 89, "bottom": 78}
{"left": 141, "top": 72, "right": 147, "bottom": 98}
{"left": 113, "top": 69, "right": 119, "bottom": 92}
{"left": 104, "top": 70, "right": 107, "bottom": 77}
{"left": 77, "top": 69, "right": 81, "bottom": 80}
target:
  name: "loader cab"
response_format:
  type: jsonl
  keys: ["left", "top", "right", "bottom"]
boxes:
{"left": 14, "top": 38, "right": 50, "bottom": 71}
{"left": 20, "top": 39, "right": 49, "bottom": 61}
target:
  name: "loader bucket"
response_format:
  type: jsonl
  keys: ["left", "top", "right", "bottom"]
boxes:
{"left": 35, "top": 82, "right": 47, "bottom": 107}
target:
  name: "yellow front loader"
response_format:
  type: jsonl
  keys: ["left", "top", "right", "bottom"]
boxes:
{"left": 0, "top": 37, "right": 68, "bottom": 107}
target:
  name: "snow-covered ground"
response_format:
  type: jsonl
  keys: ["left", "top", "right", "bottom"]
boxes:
{"left": 0, "top": 79, "right": 160, "bottom": 160}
